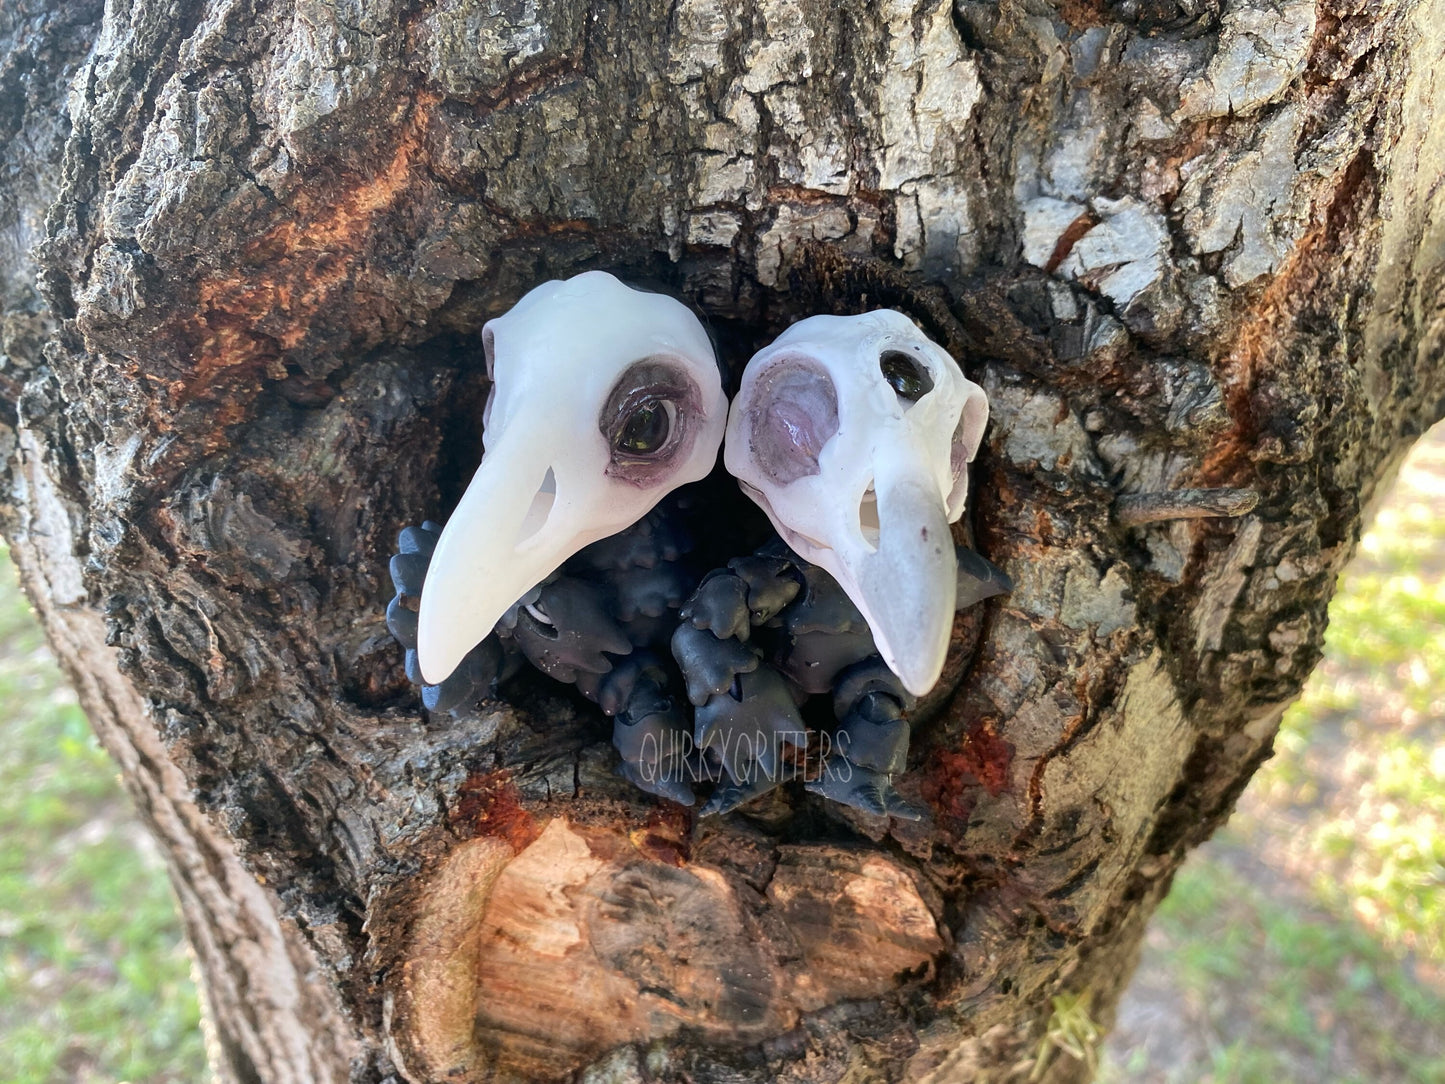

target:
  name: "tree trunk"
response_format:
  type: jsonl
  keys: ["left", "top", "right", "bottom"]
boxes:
{"left": 2, "top": 0, "right": 1443, "bottom": 1081}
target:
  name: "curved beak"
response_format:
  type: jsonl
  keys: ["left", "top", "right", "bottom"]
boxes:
{"left": 416, "top": 427, "right": 567, "bottom": 685}
{"left": 835, "top": 469, "right": 957, "bottom": 697}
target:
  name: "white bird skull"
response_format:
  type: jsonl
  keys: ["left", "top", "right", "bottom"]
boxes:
{"left": 724, "top": 310, "right": 989, "bottom": 696}
{"left": 417, "top": 271, "right": 727, "bottom": 684}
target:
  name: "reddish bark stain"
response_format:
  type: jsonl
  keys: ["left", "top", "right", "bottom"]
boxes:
{"left": 628, "top": 806, "right": 693, "bottom": 867}
{"left": 923, "top": 721, "right": 1015, "bottom": 820}
{"left": 1053, "top": 0, "right": 1111, "bottom": 28}
{"left": 449, "top": 771, "right": 541, "bottom": 851}
{"left": 185, "top": 92, "right": 443, "bottom": 406}
{"left": 1201, "top": 148, "right": 1378, "bottom": 488}
{"left": 1043, "top": 210, "right": 1099, "bottom": 275}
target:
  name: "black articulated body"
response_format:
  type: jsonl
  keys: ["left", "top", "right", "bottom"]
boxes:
{"left": 386, "top": 504, "right": 1011, "bottom": 817}
{"left": 672, "top": 539, "right": 1011, "bottom": 817}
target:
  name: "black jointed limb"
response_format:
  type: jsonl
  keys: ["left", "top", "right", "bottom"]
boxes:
{"left": 385, "top": 513, "right": 707, "bottom": 805}
{"left": 386, "top": 511, "right": 1013, "bottom": 816}
{"left": 387, "top": 522, "right": 519, "bottom": 713}
{"left": 671, "top": 559, "right": 809, "bottom": 816}
{"left": 807, "top": 545, "right": 1011, "bottom": 817}
{"left": 508, "top": 570, "right": 703, "bottom": 805}
{"left": 802, "top": 546, "right": 1011, "bottom": 818}
{"left": 672, "top": 540, "right": 1013, "bottom": 820}
{"left": 603, "top": 652, "right": 697, "bottom": 806}
{"left": 771, "top": 560, "right": 925, "bottom": 821}
{"left": 671, "top": 545, "right": 924, "bottom": 819}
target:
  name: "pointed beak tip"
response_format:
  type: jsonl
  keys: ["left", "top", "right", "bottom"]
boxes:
{"left": 861, "top": 615, "right": 947, "bottom": 698}
{"left": 415, "top": 639, "right": 457, "bottom": 689}
{"left": 416, "top": 601, "right": 482, "bottom": 688}
{"left": 894, "top": 654, "right": 946, "bottom": 698}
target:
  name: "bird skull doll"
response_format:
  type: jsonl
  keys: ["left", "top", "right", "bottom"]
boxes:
{"left": 671, "top": 310, "right": 1010, "bottom": 817}
{"left": 385, "top": 271, "right": 727, "bottom": 803}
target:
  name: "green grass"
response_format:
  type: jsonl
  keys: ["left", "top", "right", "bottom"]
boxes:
{"left": 1152, "top": 861, "right": 1445, "bottom": 1083}
{"left": 0, "top": 543, "right": 207, "bottom": 1084}
{"left": 1262, "top": 454, "right": 1445, "bottom": 969}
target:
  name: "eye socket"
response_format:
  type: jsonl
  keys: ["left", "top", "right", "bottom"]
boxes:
{"left": 613, "top": 398, "right": 677, "bottom": 457}
{"left": 746, "top": 359, "right": 838, "bottom": 486}
{"left": 880, "top": 350, "right": 934, "bottom": 402}
{"left": 600, "top": 359, "right": 701, "bottom": 481}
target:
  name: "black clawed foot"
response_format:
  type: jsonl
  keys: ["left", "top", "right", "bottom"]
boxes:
{"left": 420, "top": 637, "right": 503, "bottom": 714}
{"left": 612, "top": 690, "right": 697, "bottom": 808}
{"left": 388, "top": 521, "right": 510, "bottom": 714}
{"left": 618, "top": 762, "right": 696, "bottom": 807}
{"left": 806, "top": 760, "right": 925, "bottom": 821}
{"left": 700, "top": 774, "right": 780, "bottom": 817}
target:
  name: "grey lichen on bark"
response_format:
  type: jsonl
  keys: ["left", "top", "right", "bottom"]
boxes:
{"left": 2, "top": 1, "right": 1444, "bottom": 1082}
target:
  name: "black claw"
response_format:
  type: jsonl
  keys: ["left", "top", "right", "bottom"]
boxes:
{"left": 693, "top": 667, "right": 805, "bottom": 785}
{"left": 611, "top": 660, "right": 697, "bottom": 806}
{"left": 700, "top": 774, "right": 779, "bottom": 816}
{"left": 833, "top": 701, "right": 909, "bottom": 775}
{"left": 956, "top": 546, "right": 1012, "bottom": 609}
{"left": 568, "top": 503, "right": 693, "bottom": 574}
{"left": 421, "top": 670, "right": 474, "bottom": 714}
{"left": 397, "top": 523, "right": 440, "bottom": 557}
{"left": 832, "top": 657, "right": 912, "bottom": 719}
{"left": 671, "top": 622, "right": 760, "bottom": 706}
{"left": 619, "top": 762, "right": 696, "bottom": 806}
{"left": 597, "top": 653, "right": 663, "bottom": 717}
{"left": 726, "top": 554, "right": 800, "bottom": 623}
{"left": 886, "top": 790, "right": 926, "bottom": 822}
{"left": 509, "top": 577, "right": 633, "bottom": 683}
{"left": 420, "top": 637, "right": 504, "bottom": 714}
{"left": 684, "top": 574, "right": 752, "bottom": 640}
{"left": 386, "top": 596, "right": 419, "bottom": 648}
{"left": 806, "top": 760, "right": 923, "bottom": 821}
{"left": 612, "top": 564, "right": 693, "bottom": 622}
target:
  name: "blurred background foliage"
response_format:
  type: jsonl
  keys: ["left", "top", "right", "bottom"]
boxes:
{"left": 0, "top": 426, "right": 1441, "bottom": 1084}
{"left": 0, "top": 555, "right": 206, "bottom": 1081}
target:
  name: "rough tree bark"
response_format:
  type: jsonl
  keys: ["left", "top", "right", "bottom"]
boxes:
{"left": 2, "top": 0, "right": 1443, "bottom": 1081}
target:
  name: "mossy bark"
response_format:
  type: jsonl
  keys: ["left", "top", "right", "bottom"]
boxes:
{"left": 2, "top": 1, "right": 1444, "bottom": 1081}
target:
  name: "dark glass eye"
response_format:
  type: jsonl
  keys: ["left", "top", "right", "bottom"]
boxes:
{"left": 614, "top": 399, "right": 674, "bottom": 455}
{"left": 880, "top": 351, "right": 934, "bottom": 402}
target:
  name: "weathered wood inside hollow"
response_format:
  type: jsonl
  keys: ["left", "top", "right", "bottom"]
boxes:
{"left": 391, "top": 818, "right": 946, "bottom": 1080}
{"left": 2, "top": 1, "right": 1445, "bottom": 1082}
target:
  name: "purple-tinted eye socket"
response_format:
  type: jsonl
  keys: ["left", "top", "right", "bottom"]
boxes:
{"left": 600, "top": 359, "right": 703, "bottom": 485}
{"left": 745, "top": 359, "right": 840, "bottom": 486}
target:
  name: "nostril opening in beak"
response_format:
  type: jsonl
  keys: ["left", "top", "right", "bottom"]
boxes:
{"left": 858, "top": 482, "right": 880, "bottom": 553}
{"left": 516, "top": 467, "right": 557, "bottom": 548}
